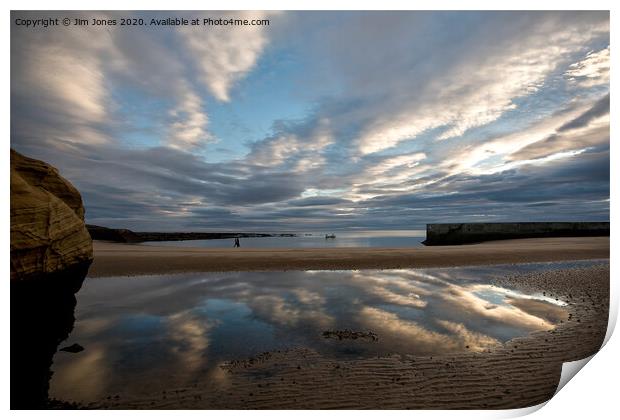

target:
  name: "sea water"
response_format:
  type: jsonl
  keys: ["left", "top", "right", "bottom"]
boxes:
{"left": 144, "top": 230, "right": 426, "bottom": 249}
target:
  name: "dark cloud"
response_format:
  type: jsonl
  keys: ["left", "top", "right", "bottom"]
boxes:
{"left": 287, "top": 196, "right": 351, "bottom": 207}
{"left": 509, "top": 95, "right": 609, "bottom": 162}
{"left": 558, "top": 94, "right": 609, "bottom": 132}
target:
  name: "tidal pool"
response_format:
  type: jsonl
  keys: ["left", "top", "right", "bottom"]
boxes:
{"left": 49, "top": 261, "right": 601, "bottom": 403}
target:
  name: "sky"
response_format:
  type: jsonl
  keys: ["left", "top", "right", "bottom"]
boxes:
{"left": 11, "top": 11, "right": 610, "bottom": 231}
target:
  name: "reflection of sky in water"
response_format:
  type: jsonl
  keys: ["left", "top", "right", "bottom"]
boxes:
{"left": 50, "top": 260, "right": 604, "bottom": 402}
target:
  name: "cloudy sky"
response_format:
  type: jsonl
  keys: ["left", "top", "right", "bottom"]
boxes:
{"left": 11, "top": 11, "right": 610, "bottom": 231}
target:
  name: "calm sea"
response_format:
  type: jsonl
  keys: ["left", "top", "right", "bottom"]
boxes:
{"left": 145, "top": 230, "right": 427, "bottom": 249}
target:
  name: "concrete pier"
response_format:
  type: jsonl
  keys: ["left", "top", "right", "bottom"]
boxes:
{"left": 423, "top": 222, "right": 610, "bottom": 245}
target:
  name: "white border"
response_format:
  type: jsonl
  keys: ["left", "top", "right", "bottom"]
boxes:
{"left": 3, "top": 1, "right": 617, "bottom": 419}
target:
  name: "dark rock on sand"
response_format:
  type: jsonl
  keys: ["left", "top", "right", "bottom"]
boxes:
{"left": 322, "top": 330, "right": 379, "bottom": 342}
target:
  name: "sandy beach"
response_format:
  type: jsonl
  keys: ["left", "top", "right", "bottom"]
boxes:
{"left": 88, "top": 236, "right": 609, "bottom": 277}
{"left": 85, "top": 263, "right": 609, "bottom": 409}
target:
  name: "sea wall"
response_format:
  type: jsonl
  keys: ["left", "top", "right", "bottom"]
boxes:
{"left": 423, "top": 222, "right": 610, "bottom": 246}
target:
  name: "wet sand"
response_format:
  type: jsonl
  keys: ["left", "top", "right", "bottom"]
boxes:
{"left": 88, "top": 236, "right": 609, "bottom": 277}
{"left": 87, "top": 264, "right": 609, "bottom": 409}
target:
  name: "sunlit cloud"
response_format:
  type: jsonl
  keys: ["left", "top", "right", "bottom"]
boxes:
{"left": 442, "top": 97, "right": 608, "bottom": 176}
{"left": 565, "top": 46, "right": 610, "bottom": 88}
{"left": 167, "top": 85, "right": 211, "bottom": 149}
{"left": 356, "top": 20, "right": 608, "bottom": 155}
{"left": 179, "top": 11, "right": 279, "bottom": 102}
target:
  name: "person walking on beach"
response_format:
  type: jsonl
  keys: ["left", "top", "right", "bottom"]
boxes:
{"left": 234, "top": 237, "right": 240, "bottom": 248}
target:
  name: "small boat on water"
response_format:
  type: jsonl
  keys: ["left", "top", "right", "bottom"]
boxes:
{"left": 325, "top": 234, "right": 336, "bottom": 239}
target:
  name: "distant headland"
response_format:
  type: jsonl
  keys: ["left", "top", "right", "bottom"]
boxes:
{"left": 86, "top": 224, "right": 297, "bottom": 243}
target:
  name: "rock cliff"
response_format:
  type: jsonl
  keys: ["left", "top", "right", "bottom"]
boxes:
{"left": 10, "top": 149, "right": 93, "bottom": 280}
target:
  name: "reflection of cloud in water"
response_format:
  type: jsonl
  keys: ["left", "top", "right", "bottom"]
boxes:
{"left": 358, "top": 307, "right": 500, "bottom": 354}
{"left": 51, "top": 346, "right": 109, "bottom": 402}
{"left": 249, "top": 295, "right": 334, "bottom": 329}
{"left": 368, "top": 285, "right": 426, "bottom": 308}
{"left": 292, "top": 288, "right": 326, "bottom": 305}
{"left": 167, "top": 311, "right": 215, "bottom": 374}
{"left": 73, "top": 317, "right": 114, "bottom": 336}
{"left": 350, "top": 271, "right": 429, "bottom": 308}
{"left": 441, "top": 284, "right": 559, "bottom": 331}
{"left": 505, "top": 298, "right": 568, "bottom": 324}
{"left": 436, "top": 320, "right": 501, "bottom": 351}
{"left": 359, "top": 307, "right": 455, "bottom": 353}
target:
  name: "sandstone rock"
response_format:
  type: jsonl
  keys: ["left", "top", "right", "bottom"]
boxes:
{"left": 10, "top": 149, "right": 93, "bottom": 280}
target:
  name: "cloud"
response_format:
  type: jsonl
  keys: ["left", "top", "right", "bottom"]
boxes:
{"left": 167, "top": 84, "right": 211, "bottom": 149}
{"left": 11, "top": 15, "right": 116, "bottom": 146}
{"left": 440, "top": 98, "right": 603, "bottom": 176}
{"left": 179, "top": 11, "right": 279, "bottom": 102}
{"left": 508, "top": 94, "right": 609, "bottom": 161}
{"left": 351, "top": 13, "right": 609, "bottom": 155}
{"left": 565, "top": 46, "right": 610, "bottom": 88}
{"left": 509, "top": 121, "right": 608, "bottom": 163}
{"left": 10, "top": 11, "right": 609, "bottom": 231}
{"left": 247, "top": 118, "right": 333, "bottom": 169}
{"left": 557, "top": 93, "right": 609, "bottom": 132}
{"left": 11, "top": 11, "right": 278, "bottom": 153}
